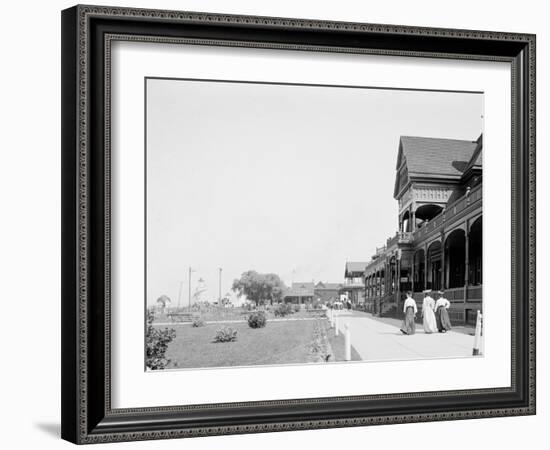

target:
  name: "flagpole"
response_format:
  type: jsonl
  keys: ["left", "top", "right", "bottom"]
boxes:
{"left": 218, "top": 267, "right": 222, "bottom": 305}
{"left": 177, "top": 280, "right": 183, "bottom": 310}
{"left": 188, "top": 267, "right": 192, "bottom": 309}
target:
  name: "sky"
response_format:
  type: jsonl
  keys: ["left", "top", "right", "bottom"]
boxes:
{"left": 146, "top": 78, "right": 483, "bottom": 306}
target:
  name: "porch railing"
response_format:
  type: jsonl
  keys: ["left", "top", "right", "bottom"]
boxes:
{"left": 412, "top": 183, "right": 482, "bottom": 242}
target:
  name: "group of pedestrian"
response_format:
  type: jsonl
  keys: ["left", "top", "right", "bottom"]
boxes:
{"left": 400, "top": 289, "right": 452, "bottom": 335}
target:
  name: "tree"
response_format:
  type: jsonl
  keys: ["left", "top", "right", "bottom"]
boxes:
{"left": 232, "top": 271, "right": 286, "bottom": 306}
{"left": 156, "top": 294, "right": 171, "bottom": 308}
{"left": 264, "top": 273, "right": 286, "bottom": 305}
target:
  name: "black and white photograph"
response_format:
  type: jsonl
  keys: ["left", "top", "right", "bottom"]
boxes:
{"left": 145, "top": 78, "right": 484, "bottom": 371}
{"left": 0, "top": 0, "right": 543, "bottom": 447}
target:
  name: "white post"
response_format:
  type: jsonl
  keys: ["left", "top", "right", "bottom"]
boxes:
{"left": 479, "top": 314, "right": 485, "bottom": 355}
{"left": 335, "top": 315, "right": 339, "bottom": 336}
{"left": 472, "top": 310, "right": 482, "bottom": 356}
{"left": 344, "top": 323, "right": 351, "bottom": 361}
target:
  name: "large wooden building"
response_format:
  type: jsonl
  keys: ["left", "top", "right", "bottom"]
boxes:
{"left": 364, "top": 135, "right": 482, "bottom": 325}
{"left": 341, "top": 262, "right": 367, "bottom": 305}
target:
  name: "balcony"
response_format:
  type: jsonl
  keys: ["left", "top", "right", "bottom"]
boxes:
{"left": 386, "top": 231, "right": 414, "bottom": 248}
{"left": 412, "top": 184, "right": 482, "bottom": 242}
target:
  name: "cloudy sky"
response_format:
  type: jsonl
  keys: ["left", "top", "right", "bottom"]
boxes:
{"left": 146, "top": 78, "right": 483, "bottom": 306}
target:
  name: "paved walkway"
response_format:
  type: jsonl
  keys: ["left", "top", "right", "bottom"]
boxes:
{"left": 331, "top": 310, "right": 480, "bottom": 361}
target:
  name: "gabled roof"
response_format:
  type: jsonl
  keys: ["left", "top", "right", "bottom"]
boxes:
{"left": 345, "top": 262, "right": 368, "bottom": 275}
{"left": 340, "top": 283, "right": 365, "bottom": 290}
{"left": 284, "top": 282, "right": 314, "bottom": 298}
{"left": 463, "top": 134, "right": 483, "bottom": 176}
{"left": 394, "top": 135, "right": 480, "bottom": 198}
{"left": 315, "top": 281, "right": 342, "bottom": 290}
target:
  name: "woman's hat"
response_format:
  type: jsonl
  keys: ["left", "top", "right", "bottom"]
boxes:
{"left": 422, "top": 289, "right": 432, "bottom": 294}
{"left": 438, "top": 290, "right": 445, "bottom": 295}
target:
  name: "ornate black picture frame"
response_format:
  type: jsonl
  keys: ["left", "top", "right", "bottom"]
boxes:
{"left": 61, "top": 4, "right": 536, "bottom": 444}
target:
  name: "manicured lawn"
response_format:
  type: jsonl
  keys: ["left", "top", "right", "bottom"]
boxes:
{"left": 164, "top": 320, "right": 320, "bottom": 369}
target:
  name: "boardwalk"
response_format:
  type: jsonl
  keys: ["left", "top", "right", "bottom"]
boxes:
{"left": 332, "top": 310, "right": 480, "bottom": 361}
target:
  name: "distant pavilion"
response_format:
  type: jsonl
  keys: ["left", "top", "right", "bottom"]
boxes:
{"left": 283, "top": 281, "right": 343, "bottom": 305}
{"left": 283, "top": 282, "right": 315, "bottom": 304}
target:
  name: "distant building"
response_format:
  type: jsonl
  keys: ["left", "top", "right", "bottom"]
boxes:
{"left": 314, "top": 281, "right": 343, "bottom": 304}
{"left": 283, "top": 282, "right": 315, "bottom": 304}
{"left": 340, "top": 262, "right": 367, "bottom": 306}
{"left": 364, "top": 135, "right": 482, "bottom": 325}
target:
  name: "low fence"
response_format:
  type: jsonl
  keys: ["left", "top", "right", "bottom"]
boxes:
{"left": 412, "top": 287, "right": 482, "bottom": 326}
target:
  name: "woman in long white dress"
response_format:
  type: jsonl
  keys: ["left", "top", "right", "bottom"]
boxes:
{"left": 421, "top": 290, "right": 438, "bottom": 333}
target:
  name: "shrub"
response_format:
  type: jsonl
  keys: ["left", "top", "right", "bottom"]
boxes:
{"left": 192, "top": 316, "right": 205, "bottom": 327}
{"left": 214, "top": 326, "right": 238, "bottom": 342}
{"left": 309, "top": 319, "right": 330, "bottom": 363}
{"left": 247, "top": 311, "right": 267, "bottom": 328}
{"left": 146, "top": 311, "right": 176, "bottom": 370}
{"left": 293, "top": 304, "right": 301, "bottom": 313}
{"left": 274, "top": 303, "right": 293, "bottom": 317}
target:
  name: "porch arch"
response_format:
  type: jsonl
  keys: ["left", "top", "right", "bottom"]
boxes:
{"left": 469, "top": 216, "right": 482, "bottom": 285}
{"left": 415, "top": 204, "right": 443, "bottom": 224}
{"left": 444, "top": 229, "right": 466, "bottom": 288}
{"left": 413, "top": 249, "right": 425, "bottom": 292}
{"left": 427, "top": 240, "right": 442, "bottom": 291}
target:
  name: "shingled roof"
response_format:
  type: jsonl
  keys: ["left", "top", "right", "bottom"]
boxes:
{"left": 315, "top": 282, "right": 342, "bottom": 290}
{"left": 284, "top": 282, "right": 314, "bottom": 298}
{"left": 398, "top": 136, "right": 479, "bottom": 177}
{"left": 463, "top": 134, "right": 483, "bottom": 175}
{"left": 394, "top": 135, "right": 481, "bottom": 198}
{"left": 345, "top": 262, "right": 368, "bottom": 275}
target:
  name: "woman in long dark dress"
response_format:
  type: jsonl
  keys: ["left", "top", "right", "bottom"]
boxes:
{"left": 400, "top": 291, "right": 417, "bottom": 335}
{"left": 435, "top": 290, "right": 452, "bottom": 332}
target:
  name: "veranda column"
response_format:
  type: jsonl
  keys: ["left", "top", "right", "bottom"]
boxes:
{"left": 385, "top": 262, "right": 389, "bottom": 294}
{"left": 396, "top": 256, "right": 401, "bottom": 309}
{"left": 370, "top": 275, "right": 373, "bottom": 298}
{"left": 411, "top": 254, "right": 415, "bottom": 294}
{"left": 441, "top": 231, "right": 446, "bottom": 290}
{"left": 464, "top": 223, "right": 470, "bottom": 305}
{"left": 384, "top": 267, "right": 388, "bottom": 296}
{"left": 424, "top": 244, "right": 428, "bottom": 290}
{"left": 371, "top": 275, "right": 374, "bottom": 298}
{"left": 369, "top": 274, "right": 374, "bottom": 298}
